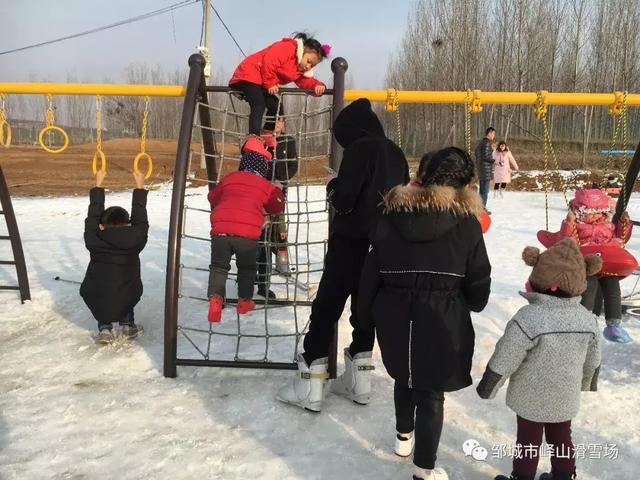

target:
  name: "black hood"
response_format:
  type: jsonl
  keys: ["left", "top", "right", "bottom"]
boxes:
{"left": 382, "top": 184, "right": 484, "bottom": 243}
{"left": 334, "top": 98, "right": 385, "bottom": 148}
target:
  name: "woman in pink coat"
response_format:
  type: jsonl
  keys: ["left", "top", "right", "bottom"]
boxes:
{"left": 493, "top": 141, "right": 519, "bottom": 197}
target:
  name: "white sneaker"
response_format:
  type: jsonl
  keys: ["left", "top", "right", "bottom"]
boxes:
{"left": 276, "top": 354, "right": 329, "bottom": 412}
{"left": 414, "top": 467, "right": 449, "bottom": 479}
{"left": 394, "top": 431, "right": 414, "bottom": 457}
{"left": 331, "top": 348, "right": 374, "bottom": 405}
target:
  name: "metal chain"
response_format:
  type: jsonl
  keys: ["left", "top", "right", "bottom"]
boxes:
{"left": 95, "top": 95, "right": 103, "bottom": 153}
{"left": 395, "top": 103, "right": 402, "bottom": 150}
{"left": 140, "top": 96, "right": 149, "bottom": 154}
{"left": 536, "top": 91, "right": 569, "bottom": 230}
{"left": 0, "top": 94, "right": 7, "bottom": 126}
{"left": 618, "top": 92, "right": 631, "bottom": 214}
{"left": 465, "top": 91, "right": 472, "bottom": 155}
{"left": 45, "top": 93, "right": 55, "bottom": 127}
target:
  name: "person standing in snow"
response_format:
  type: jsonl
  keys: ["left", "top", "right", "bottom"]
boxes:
{"left": 276, "top": 98, "right": 409, "bottom": 412}
{"left": 474, "top": 127, "right": 496, "bottom": 210}
{"left": 229, "top": 32, "right": 329, "bottom": 159}
{"left": 80, "top": 170, "right": 148, "bottom": 344}
{"left": 493, "top": 141, "right": 519, "bottom": 198}
{"left": 358, "top": 147, "right": 492, "bottom": 480}
{"left": 477, "top": 239, "right": 602, "bottom": 480}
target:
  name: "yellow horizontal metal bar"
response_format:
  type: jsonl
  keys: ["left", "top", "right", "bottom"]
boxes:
{"left": 1, "top": 83, "right": 640, "bottom": 107}
{"left": 345, "top": 90, "right": 640, "bottom": 107}
{"left": 0, "top": 82, "right": 186, "bottom": 97}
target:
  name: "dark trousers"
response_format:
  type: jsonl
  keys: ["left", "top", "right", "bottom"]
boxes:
{"left": 208, "top": 235, "right": 258, "bottom": 299}
{"left": 99, "top": 310, "right": 134, "bottom": 330}
{"left": 256, "top": 230, "right": 271, "bottom": 290}
{"left": 230, "top": 80, "right": 283, "bottom": 135}
{"left": 479, "top": 179, "right": 490, "bottom": 207}
{"left": 302, "top": 234, "right": 374, "bottom": 363}
{"left": 513, "top": 416, "right": 575, "bottom": 477}
{"left": 581, "top": 275, "right": 621, "bottom": 321}
{"left": 494, "top": 182, "right": 507, "bottom": 190}
{"left": 394, "top": 382, "right": 445, "bottom": 469}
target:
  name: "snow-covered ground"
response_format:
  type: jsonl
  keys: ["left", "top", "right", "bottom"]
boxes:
{"left": 1, "top": 186, "right": 639, "bottom": 480}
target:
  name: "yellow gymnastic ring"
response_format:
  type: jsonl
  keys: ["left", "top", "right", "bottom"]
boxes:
{"left": 133, "top": 152, "right": 153, "bottom": 179}
{"left": 0, "top": 120, "right": 10, "bottom": 147}
{"left": 92, "top": 150, "right": 106, "bottom": 175}
{"left": 38, "top": 125, "right": 69, "bottom": 154}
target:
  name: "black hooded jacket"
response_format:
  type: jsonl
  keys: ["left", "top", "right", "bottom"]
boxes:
{"left": 327, "top": 98, "right": 409, "bottom": 239}
{"left": 358, "top": 184, "right": 491, "bottom": 391}
{"left": 80, "top": 187, "right": 149, "bottom": 325}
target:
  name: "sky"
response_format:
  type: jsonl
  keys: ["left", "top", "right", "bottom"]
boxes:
{"left": 0, "top": 0, "right": 412, "bottom": 89}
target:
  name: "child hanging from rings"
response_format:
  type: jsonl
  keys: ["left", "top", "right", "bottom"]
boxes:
{"left": 207, "top": 152, "right": 285, "bottom": 322}
{"left": 229, "top": 32, "right": 330, "bottom": 159}
{"left": 80, "top": 170, "right": 148, "bottom": 344}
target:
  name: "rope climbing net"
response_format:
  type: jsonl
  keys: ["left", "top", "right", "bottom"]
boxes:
{"left": 174, "top": 89, "right": 333, "bottom": 368}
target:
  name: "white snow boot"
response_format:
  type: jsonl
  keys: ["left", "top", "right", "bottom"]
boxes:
{"left": 276, "top": 354, "right": 329, "bottom": 412}
{"left": 394, "top": 431, "right": 415, "bottom": 457}
{"left": 331, "top": 348, "right": 374, "bottom": 405}
{"left": 414, "top": 467, "right": 449, "bottom": 480}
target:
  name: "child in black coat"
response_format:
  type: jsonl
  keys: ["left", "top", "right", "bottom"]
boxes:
{"left": 80, "top": 170, "right": 148, "bottom": 344}
{"left": 359, "top": 147, "right": 492, "bottom": 480}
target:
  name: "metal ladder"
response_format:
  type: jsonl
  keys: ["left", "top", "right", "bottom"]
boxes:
{"left": 0, "top": 163, "right": 30, "bottom": 303}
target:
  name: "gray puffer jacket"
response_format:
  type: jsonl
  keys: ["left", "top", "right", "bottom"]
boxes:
{"left": 477, "top": 292, "right": 601, "bottom": 423}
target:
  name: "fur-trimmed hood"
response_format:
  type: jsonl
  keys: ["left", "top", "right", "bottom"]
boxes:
{"left": 381, "top": 184, "right": 484, "bottom": 242}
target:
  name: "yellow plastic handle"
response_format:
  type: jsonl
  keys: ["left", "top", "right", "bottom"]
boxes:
{"left": 133, "top": 152, "right": 153, "bottom": 179}
{"left": 92, "top": 150, "right": 106, "bottom": 175}
{"left": 38, "top": 125, "right": 69, "bottom": 154}
{"left": 0, "top": 120, "right": 10, "bottom": 147}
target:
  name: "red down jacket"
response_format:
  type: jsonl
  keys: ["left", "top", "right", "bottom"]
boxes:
{"left": 229, "top": 38, "right": 324, "bottom": 90}
{"left": 209, "top": 171, "right": 285, "bottom": 240}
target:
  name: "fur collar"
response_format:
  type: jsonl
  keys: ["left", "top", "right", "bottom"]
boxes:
{"left": 383, "top": 184, "right": 484, "bottom": 217}
{"left": 295, "top": 37, "right": 315, "bottom": 78}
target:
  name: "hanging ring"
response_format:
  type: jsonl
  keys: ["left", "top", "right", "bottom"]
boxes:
{"left": 133, "top": 152, "right": 153, "bottom": 179}
{"left": 92, "top": 150, "right": 106, "bottom": 175}
{"left": 38, "top": 125, "right": 69, "bottom": 153}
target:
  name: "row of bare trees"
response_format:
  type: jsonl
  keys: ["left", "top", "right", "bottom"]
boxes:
{"left": 384, "top": 0, "right": 640, "bottom": 162}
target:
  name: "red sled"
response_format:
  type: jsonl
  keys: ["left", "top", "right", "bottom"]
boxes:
{"left": 537, "top": 230, "right": 638, "bottom": 279}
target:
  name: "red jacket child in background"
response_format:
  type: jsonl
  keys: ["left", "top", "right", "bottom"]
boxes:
{"left": 229, "top": 33, "right": 330, "bottom": 159}
{"left": 206, "top": 152, "right": 285, "bottom": 322}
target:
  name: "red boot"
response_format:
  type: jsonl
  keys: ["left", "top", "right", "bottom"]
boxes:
{"left": 236, "top": 298, "right": 256, "bottom": 315}
{"left": 242, "top": 136, "right": 272, "bottom": 159}
{"left": 208, "top": 295, "right": 224, "bottom": 323}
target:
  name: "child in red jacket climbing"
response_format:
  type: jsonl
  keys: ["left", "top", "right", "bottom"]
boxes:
{"left": 207, "top": 152, "right": 285, "bottom": 322}
{"left": 229, "top": 32, "right": 330, "bottom": 158}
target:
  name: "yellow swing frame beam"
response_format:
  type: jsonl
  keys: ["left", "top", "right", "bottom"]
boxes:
{"left": 1, "top": 83, "right": 640, "bottom": 109}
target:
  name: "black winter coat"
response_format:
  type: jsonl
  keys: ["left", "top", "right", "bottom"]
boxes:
{"left": 358, "top": 184, "right": 491, "bottom": 391}
{"left": 327, "top": 98, "right": 409, "bottom": 239}
{"left": 80, "top": 187, "right": 149, "bottom": 325}
{"left": 474, "top": 137, "right": 495, "bottom": 181}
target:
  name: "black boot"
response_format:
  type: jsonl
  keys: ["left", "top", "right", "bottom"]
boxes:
{"left": 257, "top": 285, "right": 276, "bottom": 299}
{"left": 538, "top": 470, "right": 577, "bottom": 480}
{"left": 495, "top": 473, "right": 535, "bottom": 480}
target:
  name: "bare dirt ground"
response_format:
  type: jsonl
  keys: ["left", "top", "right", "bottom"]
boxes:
{"left": 0, "top": 138, "right": 635, "bottom": 197}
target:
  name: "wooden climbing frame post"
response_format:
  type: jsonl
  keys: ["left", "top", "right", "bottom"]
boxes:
{"left": 0, "top": 164, "right": 31, "bottom": 303}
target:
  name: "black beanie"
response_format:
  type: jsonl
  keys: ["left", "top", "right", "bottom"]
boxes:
{"left": 418, "top": 147, "right": 475, "bottom": 188}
